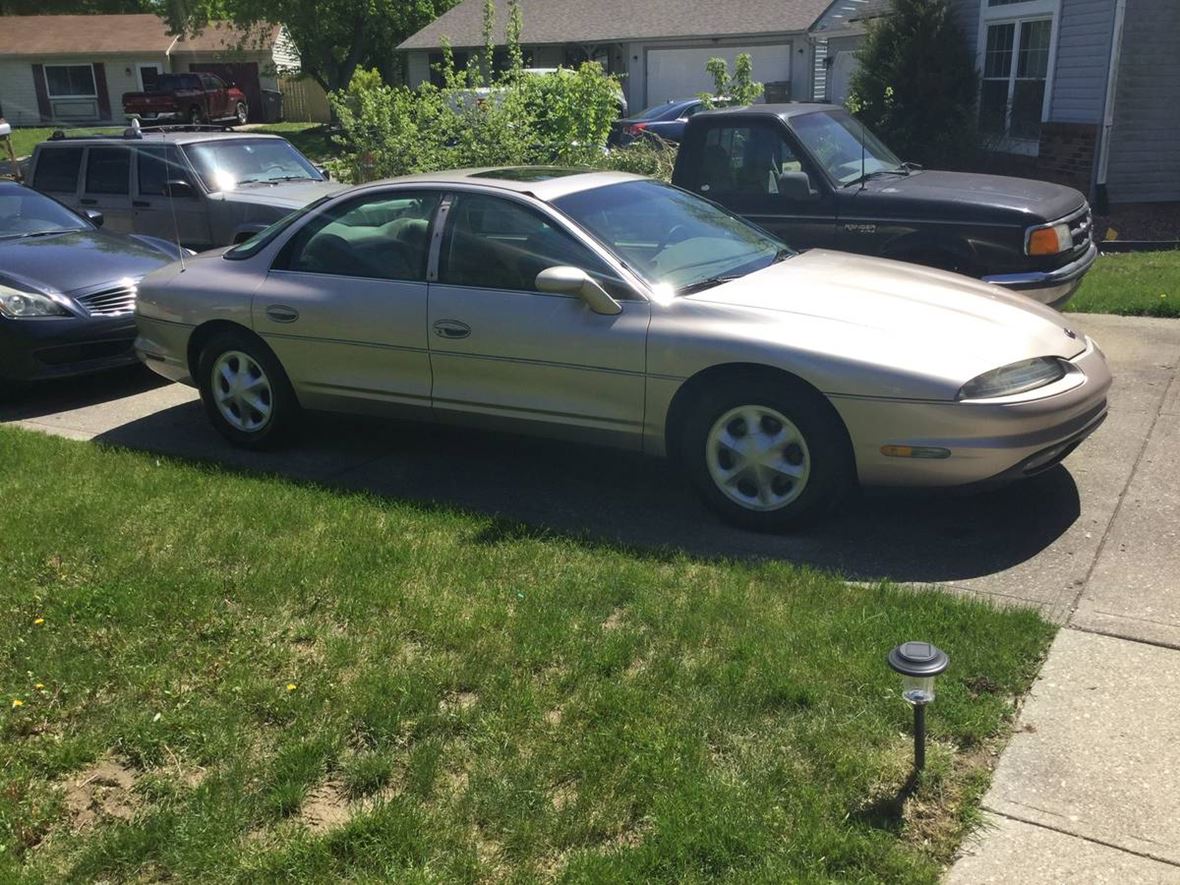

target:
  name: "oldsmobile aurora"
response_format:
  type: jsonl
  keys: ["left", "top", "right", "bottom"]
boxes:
{"left": 134, "top": 169, "right": 1111, "bottom": 531}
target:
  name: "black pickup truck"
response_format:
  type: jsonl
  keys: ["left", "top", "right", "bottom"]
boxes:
{"left": 670, "top": 104, "right": 1096, "bottom": 307}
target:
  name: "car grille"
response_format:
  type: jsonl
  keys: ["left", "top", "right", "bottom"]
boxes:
{"left": 75, "top": 284, "right": 137, "bottom": 316}
{"left": 1063, "top": 204, "right": 1093, "bottom": 252}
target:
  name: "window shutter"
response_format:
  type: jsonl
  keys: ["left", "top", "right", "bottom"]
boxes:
{"left": 31, "top": 64, "right": 51, "bottom": 122}
{"left": 93, "top": 62, "right": 112, "bottom": 121}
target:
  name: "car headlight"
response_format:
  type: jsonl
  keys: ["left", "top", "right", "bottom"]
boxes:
{"left": 958, "top": 357, "right": 1066, "bottom": 400}
{"left": 0, "top": 283, "right": 72, "bottom": 319}
{"left": 1027, "top": 222, "right": 1072, "bottom": 256}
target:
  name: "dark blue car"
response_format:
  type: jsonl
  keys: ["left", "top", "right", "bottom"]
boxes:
{"left": 608, "top": 98, "right": 704, "bottom": 147}
{"left": 0, "top": 181, "right": 184, "bottom": 386}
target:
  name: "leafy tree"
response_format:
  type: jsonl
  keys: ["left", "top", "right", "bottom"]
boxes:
{"left": 698, "top": 53, "right": 763, "bottom": 109}
{"left": 162, "top": 0, "right": 459, "bottom": 93}
{"left": 0, "top": 0, "right": 150, "bottom": 12}
{"left": 845, "top": 0, "right": 978, "bottom": 168}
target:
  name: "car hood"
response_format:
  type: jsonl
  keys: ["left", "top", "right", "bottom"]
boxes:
{"left": 214, "top": 179, "right": 346, "bottom": 210}
{"left": 0, "top": 230, "right": 175, "bottom": 295}
{"left": 681, "top": 249, "right": 1088, "bottom": 398}
{"left": 856, "top": 169, "right": 1085, "bottom": 221}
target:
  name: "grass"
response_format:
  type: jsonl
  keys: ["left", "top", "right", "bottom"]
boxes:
{"left": 1069, "top": 249, "right": 1180, "bottom": 317}
{"left": 0, "top": 426, "right": 1054, "bottom": 882}
{"left": 4, "top": 126, "right": 124, "bottom": 160}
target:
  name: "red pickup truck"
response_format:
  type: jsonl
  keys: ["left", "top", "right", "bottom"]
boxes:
{"left": 123, "top": 73, "right": 248, "bottom": 126}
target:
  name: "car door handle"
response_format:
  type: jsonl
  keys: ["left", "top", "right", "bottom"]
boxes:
{"left": 265, "top": 304, "right": 299, "bottom": 323}
{"left": 132, "top": 200, "right": 151, "bottom": 208}
{"left": 433, "top": 319, "right": 471, "bottom": 339}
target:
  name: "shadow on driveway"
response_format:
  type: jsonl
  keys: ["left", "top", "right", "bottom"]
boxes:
{"left": 0, "top": 365, "right": 168, "bottom": 421}
{"left": 90, "top": 397, "right": 1082, "bottom": 585}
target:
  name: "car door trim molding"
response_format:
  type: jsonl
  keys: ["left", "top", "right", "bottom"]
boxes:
{"left": 260, "top": 330, "right": 429, "bottom": 355}
{"left": 431, "top": 347, "right": 646, "bottom": 378}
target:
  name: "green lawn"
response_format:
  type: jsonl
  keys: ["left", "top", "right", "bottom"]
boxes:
{"left": 5, "top": 126, "right": 124, "bottom": 161}
{"left": 0, "top": 426, "right": 1053, "bottom": 882}
{"left": 1069, "top": 250, "right": 1180, "bottom": 317}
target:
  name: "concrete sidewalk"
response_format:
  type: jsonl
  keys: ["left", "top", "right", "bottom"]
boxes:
{"left": 948, "top": 319, "right": 1180, "bottom": 883}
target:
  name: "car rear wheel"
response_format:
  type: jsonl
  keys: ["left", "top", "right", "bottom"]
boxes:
{"left": 681, "top": 379, "right": 851, "bottom": 531}
{"left": 189, "top": 106, "right": 204, "bottom": 126}
{"left": 235, "top": 102, "right": 248, "bottom": 125}
{"left": 197, "top": 331, "right": 298, "bottom": 449}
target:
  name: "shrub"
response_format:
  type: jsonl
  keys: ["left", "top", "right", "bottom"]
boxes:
{"left": 846, "top": 0, "right": 978, "bottom": 168}
{"left": 698, "top": 53, "right": 764, "bottom": 110}
{"left": 594, "top": 137, "right": 678, "bottom": 182}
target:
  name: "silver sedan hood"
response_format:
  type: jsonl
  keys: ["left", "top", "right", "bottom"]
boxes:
{"left": 681, "top": 249, "right": 1086, "bottom": 397}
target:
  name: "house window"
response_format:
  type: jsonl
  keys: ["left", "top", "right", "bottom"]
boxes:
{"left": 44, "top": 64, "right": 97, "bottom": 98}
{"left": 978, "top": 0, "right": 1055, "bottom": 148}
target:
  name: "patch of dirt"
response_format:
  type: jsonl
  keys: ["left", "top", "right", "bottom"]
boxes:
{"left": 1094, "top": 202, "right": 1180, "bottom": 242}
{"left": 65, "top": 759, "right": 139, "bottom": 828}
{"left": 549, "top": 779, "right": 577, "bottom": 812}
{"left": 601, "top": 608, "right": 625, "bottom": 630}
{"left": 624, "top": 656, "right": 647, "bottom": 678}
{"left": 439, "top": 690, "right": 478, "bottom": 714}
{"left": 543, "top": 707, "right": 563, "bottom": 727}
{"left": 298, "top": 778, "right": 352, "bottom": 834}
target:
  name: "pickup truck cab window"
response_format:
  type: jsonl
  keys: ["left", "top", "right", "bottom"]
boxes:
{"left": 699, "top": 125, "right": 805, "bottom": 196}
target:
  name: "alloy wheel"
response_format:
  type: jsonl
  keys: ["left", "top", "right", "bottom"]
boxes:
{"left": 704, "top": 405, "right": 811, "bottom": 511}
{"left": 211, "top": 350, "right": 273, "bottom": 433}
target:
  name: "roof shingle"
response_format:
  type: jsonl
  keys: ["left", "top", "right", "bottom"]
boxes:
{"left": 398, "top": 0, "right": 831, "bottom": 50}
{"left": 0, "top": 14, "right": 278, "bottom": 57}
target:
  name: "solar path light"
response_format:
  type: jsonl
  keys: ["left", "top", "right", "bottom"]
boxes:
{"left": 887, "top": 641, "right": 949, "bottom": 772}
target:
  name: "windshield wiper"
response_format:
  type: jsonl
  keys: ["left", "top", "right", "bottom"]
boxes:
{"left": 843, "top": 166, "right": 910, "bottom": 188}
{"left": 676, "top": 274, "right": 744, "bottom": 295}
{"left": 3, "top": 229, "right": 81, "bottom": 240}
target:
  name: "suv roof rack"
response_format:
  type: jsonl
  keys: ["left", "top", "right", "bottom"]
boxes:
{"left": 46, "top": 123, "right": 238, "bottom": 142}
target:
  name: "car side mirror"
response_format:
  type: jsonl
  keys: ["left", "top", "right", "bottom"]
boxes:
{"left": 84, "top": 208, "right": 104, "bottom": 227}
{"left": 535, "top": 266, "right": 622, "bottom": 316}
{"left": 316, "top": 165, "right": 330, "bottom": 180}
{"left": 777, "top": 171, "right": 818, "bottom": 201}
{"left": 166, "top": 179, "right": 196, "bottom": 199}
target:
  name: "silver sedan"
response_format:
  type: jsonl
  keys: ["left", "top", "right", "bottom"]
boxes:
{"left": 134, "top": 169, "right": 1111, "bottom": 531}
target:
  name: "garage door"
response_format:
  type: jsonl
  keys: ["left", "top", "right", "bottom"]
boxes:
{"left": 645, "top": 44, "right": 792, "bottom": 107}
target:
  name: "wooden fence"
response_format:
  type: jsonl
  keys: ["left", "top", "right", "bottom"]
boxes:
{"left": 279, "top": 76, "right": 332, "bottom": 123}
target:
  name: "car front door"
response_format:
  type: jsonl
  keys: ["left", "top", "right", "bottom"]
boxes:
{"left": 79, "top": 145, "right": 134, "bottom": 234}
{"left": 252, "top": 190, "right": 439, "bottom": 415}
{"left": 427, "top": 191, "right": 650, "bottom": 448}
{"left": 686, "top": 120, "right": 838, "bottom": 251}
{"left": 132, "top": 144, "right": 212, "bottom": 250}
{"left": 201, "top": 75, "right": 230, "bottom": 118}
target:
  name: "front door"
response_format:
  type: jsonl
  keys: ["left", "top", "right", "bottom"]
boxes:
{"left": 131, "top": 144, "right": 212, "bottom": 249}
{"left": 686, "top": 120, "right": 838, "bottom": 251}
{"left": 138, "top": 64, "right": 161, "bottom": 92}
{"left": 252, "top": 190, "right": 440, "bottom": 415}
{"left": 427, "top": 192, "right": 650, "bottom": 447}
{"left": 79, "top": 145, "right": 133, "bottom": 234}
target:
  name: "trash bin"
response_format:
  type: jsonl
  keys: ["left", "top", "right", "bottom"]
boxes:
{"left": 763, "top": 81, "right": 792, "bottom": 103}
{"left": 261, "top": 90, "right": 283, "bottom": 123}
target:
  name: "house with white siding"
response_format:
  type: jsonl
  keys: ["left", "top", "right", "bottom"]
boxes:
{"left": 0, "top": 15, "right": 300, "bottom": 126}
{"left": 811, "top": 0, "right": 1180, "bottom": 205}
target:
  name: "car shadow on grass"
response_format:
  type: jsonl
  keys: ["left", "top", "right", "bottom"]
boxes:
{"left": 88, "top": 397, "right": 1082, "bottom": 586}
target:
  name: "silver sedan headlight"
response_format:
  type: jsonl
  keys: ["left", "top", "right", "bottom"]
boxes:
{"left": 0, "top": 283, "right": 72, "bottom": 319}
{"left": 958, "top": 357, "right": 1066, "bottom": 400}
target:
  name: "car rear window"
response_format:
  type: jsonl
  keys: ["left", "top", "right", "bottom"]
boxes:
{"left": 33, "top": 147, "right": 83, "bottom": 193}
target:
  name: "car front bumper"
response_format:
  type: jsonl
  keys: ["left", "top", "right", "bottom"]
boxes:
{"left": 983, "top": 242, "right": 1098, "bottom": 309}
{"left": 830, "top": 336, "right": 1111, "bottom": 487}
{"left": 0, "top": 314, "right": 139, "bottom": 383}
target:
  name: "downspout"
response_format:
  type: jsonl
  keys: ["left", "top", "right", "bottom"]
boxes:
{"left": 1092, "top": 0, "right": 1127, "bottom": 212}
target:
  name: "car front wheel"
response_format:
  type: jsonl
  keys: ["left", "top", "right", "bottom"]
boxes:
{"left": 235, "top": 102, "right": 248, "bottom": 125}
{"left": 681, "top": 380, "right": 851, "bottom": 531}
{"left": 197, "top": 331, "right": 298, "bottom": 448}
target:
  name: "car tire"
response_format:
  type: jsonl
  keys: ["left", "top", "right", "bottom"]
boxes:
{"left": 679, "top": 378, "right": 852, "bottom": 532}
{"left": 235, "top": 102, "right": 248, "bottom": 125}
{"left": 196, "top": 330, "right": 299, "bottom": 449}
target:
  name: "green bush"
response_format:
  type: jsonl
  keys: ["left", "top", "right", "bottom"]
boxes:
{"left": 846, "top": 0, "right": 978, "bottom": 168}
{"left": 594, "top": 137, "right": 679, "bottom": 182}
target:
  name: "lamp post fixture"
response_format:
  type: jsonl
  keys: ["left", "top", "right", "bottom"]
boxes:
{"left": 888, "top": 641, "right": 949, "bottom": 772}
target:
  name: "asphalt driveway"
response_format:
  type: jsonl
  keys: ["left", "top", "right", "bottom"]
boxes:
{"left": 3, "top": 312, "right": 1177, "bottom": 624}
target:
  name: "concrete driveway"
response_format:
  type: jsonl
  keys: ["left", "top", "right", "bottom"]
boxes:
{"left": 3, "top": 311, "right": 1176, "bottom": 624}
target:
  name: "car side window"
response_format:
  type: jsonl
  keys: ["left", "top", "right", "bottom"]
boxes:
{"left": 33, "top": 148, "right": 83, "bottom": 194}
{"left": 84, "top": 147, "right": 131, "bottom": 195}
{"left": 136, "top": 146, "right": 194, "bottom": 197}
{"left": 440, "top": 193, "right": 618, "bottom": 294}
{"left": 699, "top": 125, "right": 803, "bottom": 196}
{"left": 274, "top": 191, "right": 440, "bottom": 282}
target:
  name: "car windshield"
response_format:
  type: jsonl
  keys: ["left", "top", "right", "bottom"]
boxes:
{"left": 790, "top": 109, "right": 903, "bottom": 185}
{"left": 0, "top": 186, "right": 89, "bottom": 239}
{"left": 182, "top": 139, "right": 322, "bottom": 191}
{"left": 553, "top": 180, "right": 790, "bottom": 294}
{"left": 223, "top": 193, "right": 339, "bottom": 260}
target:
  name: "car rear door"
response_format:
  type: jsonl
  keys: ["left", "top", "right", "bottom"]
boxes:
{"left": 252, "top": 189, "right": 439, "bottom": 416}
{"left": 79, "top": 145, "right": 134, "bottom": 234}
{"left": 426, "top": 191, "right": 649, "bottom": 448}
{"left": 30, "top": 146, "right": 84, "bottom": 211}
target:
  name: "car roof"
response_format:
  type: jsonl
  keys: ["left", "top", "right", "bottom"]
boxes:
{"left": 36, "top": 131, "right": 289, "bottom": 147}
{"left": 696, "top": 102, "right": 844, "bottom": 121}
{"left": 354, "top": 167, "right": 650, "bottom": 202}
